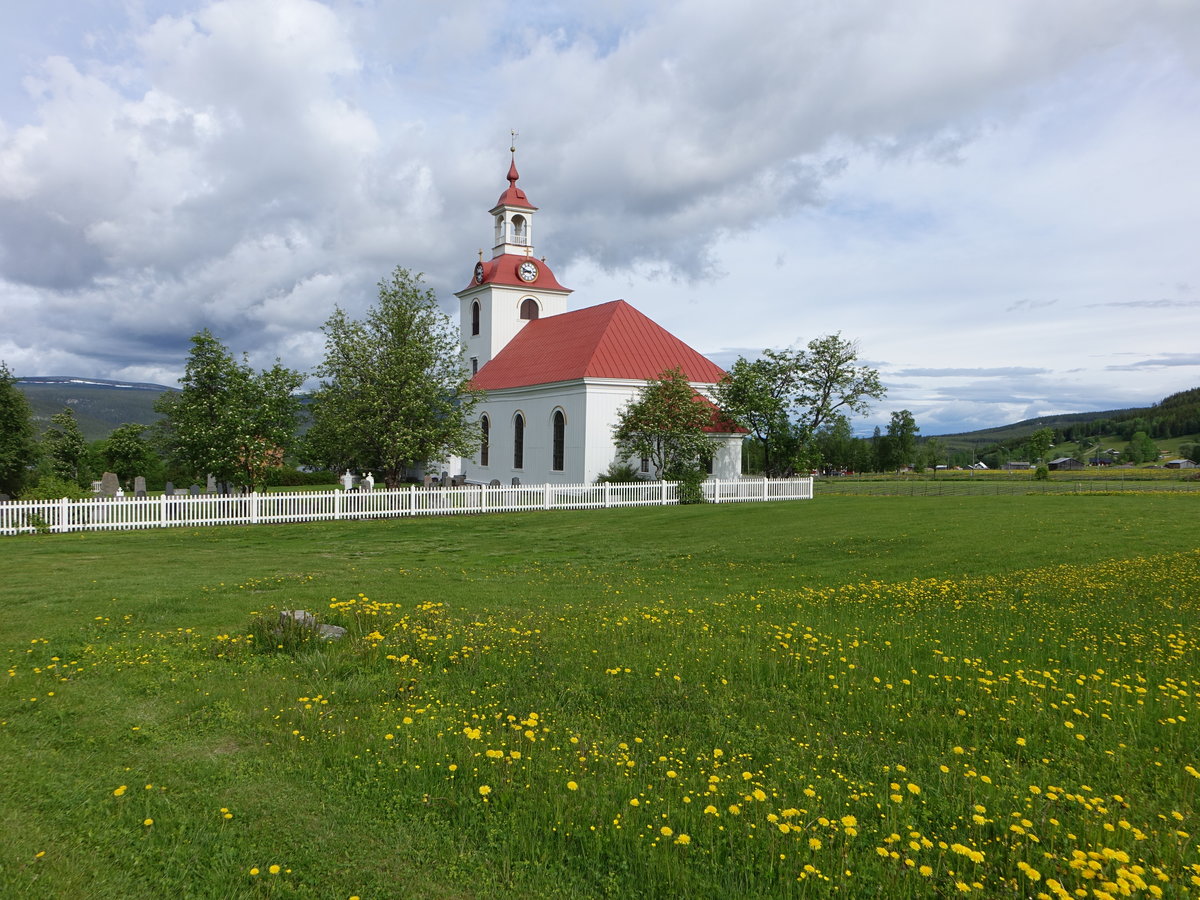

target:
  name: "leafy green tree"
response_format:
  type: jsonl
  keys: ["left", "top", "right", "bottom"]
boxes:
{"left": 713, "top": 355, "right": 799, "bottom": 476}
{"left": 716, "top": 334, "right": 884, "bottom": 475}
{"left": 0, "top": 361, "right": 38, "bottom": 496}
{"left": 43, "top": 407, "right": 89, "bottom": 485}
{"left": 305, "top": 267, "right": 481, "bottom": 488}
{"left": 1123, "top": 431, "right": 1160, "bottom": 465}
{"left": 813, "top": 415, "right": 857, "bottom": 473}
{"left": 1025, "top": 427, "right": 1055, "bottom": 464}
{"left": 103, "top": 424, "right": 156, "bottom": 489}
{"left": 613, "top": 367, "right": 715, "bottom": 480}
{"left": 156, "top": 330, "right": 303, "bottom": 490}
{"left": 886, "top": 409, "right": 919, "bottom": 471}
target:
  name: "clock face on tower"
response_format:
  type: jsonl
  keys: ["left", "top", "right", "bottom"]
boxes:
{"left": 518, "top": 260, "right": 538, "bottom": 282}
{"left": 474, "top": 262, "right": 484, "bottom": 284}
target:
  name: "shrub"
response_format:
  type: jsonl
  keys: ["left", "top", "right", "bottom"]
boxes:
{"left": 673, "top": 467, "right": 708, "bottom": 504}
{"left": 21, "top": 475, "right": 91, "bottom": 500}
{"left": 1033, "top": 465, "right": 1050, "bottom": 481}
{"left": 594, "top": 462, "right": 643, "bottom": 484}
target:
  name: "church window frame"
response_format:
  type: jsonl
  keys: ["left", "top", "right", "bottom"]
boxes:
{"left": 551, "top": 409, "right": 566, "bottom": 472}
{"left": 513, "top": 412, "right": 525, "bottom": 469}
{"left": 471, "top": 300, "right": 480, "bottom": 336}
{"left": 479, "top": 414, "right": 490, "bottom": 467}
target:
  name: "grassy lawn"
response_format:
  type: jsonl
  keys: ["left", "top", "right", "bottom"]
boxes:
{"left": 2, "top": 496, "right": 1198, "bottom": 898}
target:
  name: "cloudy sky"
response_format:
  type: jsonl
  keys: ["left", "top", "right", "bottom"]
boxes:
{"left": 2, "top": 0, "right": 1198, "bottom": 435}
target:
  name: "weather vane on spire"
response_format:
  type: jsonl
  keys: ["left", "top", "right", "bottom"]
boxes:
{"left": 510, "top": 129, "right": 519, "bottom": 155}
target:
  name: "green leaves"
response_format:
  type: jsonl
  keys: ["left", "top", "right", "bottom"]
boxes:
{"left": 716, "top": 334, "right": 885, "bottom": 476}
{"left": 156, "top": 330, "right": 302, "bottom": 490}
{"left": 305, "top": 267, "right": 481, "bottom": 487}
{"left": 0, "top": 361, "right": 38, "bottom": 496}
{"left": 613, "top": 367, "right": 715, "bottom": 480}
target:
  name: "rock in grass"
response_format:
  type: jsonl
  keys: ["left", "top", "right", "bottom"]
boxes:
{"left": 278, "top": 609, "right": 347, "bottom": 640}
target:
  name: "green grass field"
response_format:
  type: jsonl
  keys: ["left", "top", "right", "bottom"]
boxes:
{"left": 2, "top": 496, "right": 1198, "bottom": 898}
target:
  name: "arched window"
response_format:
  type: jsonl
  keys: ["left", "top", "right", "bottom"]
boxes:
{"left": 471, "top": 300, "right": 480, "bottom": 336}
{"left": 520, "top": 298, "right": 539, "bottom": 320}
{"left": 512, "top": 214, "right": 528, "bottom": 246}
{"left": 513, "top": 413, "right": 525, "bottom": 469}
{"left": 479, "top": 415, "right": 490, "bottom": 467}
{"left": 552, "top": 410, "right": 565, "bottom": 471}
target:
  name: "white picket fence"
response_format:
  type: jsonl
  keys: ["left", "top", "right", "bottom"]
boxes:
{"left": 0, "top": 477, "right": 813, "bottom": 536}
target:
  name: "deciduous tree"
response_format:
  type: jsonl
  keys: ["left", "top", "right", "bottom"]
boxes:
{"left": 0, "top": 361, "right": 38, "bottom": 496}
{"left": 155, "top": 331, "right": 302, "bottom": 490}
{"left": 716, "top": 334, "right": 884, "bottom": 475}
{"left": 613, "top": 367, "right": 716, "bottom": 480}
{"left": 305, "top": 267, "right": 482, "bottom": 488}
{"left": 103, "top": 423, "right": 156, "bottom": 489}
{"left": 43, "top": 407, "right": 88, "bottom": 484}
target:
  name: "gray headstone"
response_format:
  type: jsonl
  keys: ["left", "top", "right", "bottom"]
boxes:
{"left": 163, "top": 482, "right": 175, "bottom": 496}
{"left": 134, "top": 476, "right": 147, "bottom": 496}
{"left": 0, "top": 493, "right": 10, "bottom": 502}
{"left": 206, "top": 474, "right": 217, "bottom": 493}
{"left": 99, "top": 472, "right": 120, "bottom": 497}
{"left": 423, "top": 473, "right": 434, "bottom": 488}
{"left": 511, "top": 477, "right": 520, "bottom": 486}
{"left": 189, "top": 484, "right": 201, "bottom": 495}
{"left": 489, "top": 479, "right": 501, "bottom": 487}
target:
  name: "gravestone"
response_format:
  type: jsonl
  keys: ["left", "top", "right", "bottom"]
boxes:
{"left": 163, "top": 482, "right": 174, "bottom": 496}
{"left": 134, "top": 476, "right": 147, "bottom": 497}
{"left": 511, "top": 477, "right": 521, "bottom": 486}
{"left": 206, "top": 474, "right": 217, "bottom": 493}
{"left": 0, "top": 493, "right": 10, "bottom": 502}
{"left": 189, "top": 484, "right": 201, "bottom": 496}
{"left": 489, "top": 479, "right": 501, "bottom": 487}
{"left": 362, "top": 473, "right": 374, "bottom": 491}
{"left": 423, "top": 473, "right": 434, "bottom": 488}
{"left": 99, "top": 472, "right": 120, "bottom": 497}
{"left": 341, "top": 470, "right": 354, "bottom": 490}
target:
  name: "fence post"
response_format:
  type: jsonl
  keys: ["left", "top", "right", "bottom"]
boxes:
{"left": 159, "top": 493, "right": 168, "bottom": 529}
{"left": 250, "top": 492, "right": 259, "bottom": 525}
{"left": 544, "top": 483, "right": 551, "bottom": 510}
{"left": 605, "top": 483, "right": 611, "bottom": 508}
{"left": 661, "top": 481, "right": 668, "bottom": 506}
{"left": 57, "top": 496, "right": 69, "bottom": 533}
{"left": 712, "top": 478, "right": 720, "bottom": 504}
{"left": 334, "top": 489, "right": 342, "bottom": 521}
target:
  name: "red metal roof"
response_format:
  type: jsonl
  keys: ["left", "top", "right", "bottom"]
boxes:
{"left": 492, "top": 158, "right": 536, "bottom": 211}
{"left": 461, "top": 254, "right": 570, "bottom": 293}
{"left": 470, "top": 299, "right": 728, "bottom": 391}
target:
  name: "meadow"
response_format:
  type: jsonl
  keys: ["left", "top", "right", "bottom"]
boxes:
{"left": 2, "top": 495, "right": 1198, "bottom": 898}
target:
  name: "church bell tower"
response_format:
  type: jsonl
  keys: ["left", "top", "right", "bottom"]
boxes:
{"left": 455, "top": 140, "right": 571, "bottom": 376}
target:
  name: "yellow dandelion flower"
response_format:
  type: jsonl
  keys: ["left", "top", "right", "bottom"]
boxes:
{"left": 567, "top": 781, "right": 578, "bottom": 791}
{"left": 919, "top": 865, "right": 933, "bottom": 876}
{"left": 478, "top": 785, "right": 491, "bottom": 796}
{"left": 629, "top": 798, "right": 639, "bottom": 807}
{"left": 268, "top": 864, "right": 281, "bottom": 875}
{"left": 143, "top": 818, "right": 154, "bottom": 826}
{"left": 113, "top": 785, "right": 127, "bottom": 797}
{"left": 808, "top": 837, "right": 822, "bottom": 850}
{"left": 674, "top": 833, "right": 690, "bottom": 845}
{"left": 249, "top": 868, "right": 260, "bottom": 876}
{"left": 906, "top": 782, "right": 920, "bottom": 795}
{"left": 661, "top": 826, "right": 673, "bottom": 837}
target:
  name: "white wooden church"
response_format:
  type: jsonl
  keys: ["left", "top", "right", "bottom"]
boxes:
{"left": 450, "top": 154, "right": 744, "bottom": 485}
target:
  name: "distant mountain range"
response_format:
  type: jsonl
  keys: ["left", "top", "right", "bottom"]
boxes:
{"left": 16, "top": 376, "right": 176, "bottom": 441}
{"left": 15, "top": 376, "right": 1200, "bottom": 449}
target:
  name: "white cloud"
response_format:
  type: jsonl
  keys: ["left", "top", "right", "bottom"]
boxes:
{"left": 1, "top": 0, "right": 1198, "bottom": 434}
